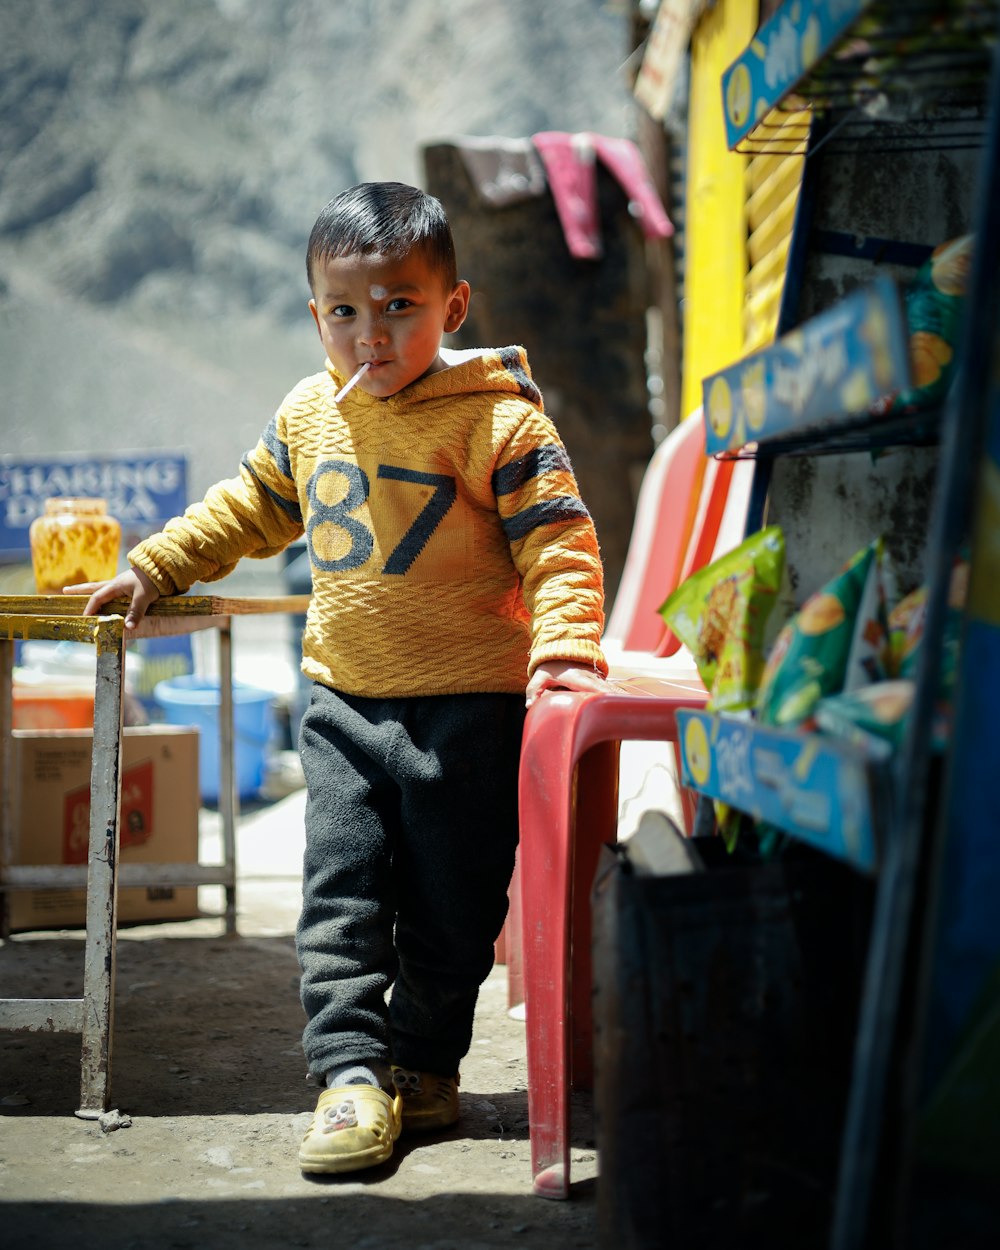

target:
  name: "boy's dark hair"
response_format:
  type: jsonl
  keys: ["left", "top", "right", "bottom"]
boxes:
{"left": 306, "top": 182, "right": 458, "bottom": 291}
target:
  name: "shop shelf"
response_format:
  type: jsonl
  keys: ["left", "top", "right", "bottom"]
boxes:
{"left": 701, "top": 274, "right": 916, "bottom": 455}
{"left": 675, "top": 708, "right": 892, "bottom": 873}
{"left": 722, "top": 0, "right": 999, "bottom": 155}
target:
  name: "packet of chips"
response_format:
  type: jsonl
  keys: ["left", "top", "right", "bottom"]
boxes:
{"left": 871, "top": 235, "right": 973, "bottom": 416}
{"left": 888, "top": 558, "right": 967, "bottom": 681}
{"left": 756, "top": 538, "right": 887, "bottom": 728}
{"left": 814, "top": 679, "right": 914, "bottom": 751}
{"left": 844, "top": 538, "right": 891, "bottom": 689}
{"left": 887, "top": 583, "right": 928, "bottom": 678}
{"left": 881, "top": 557, "right": 968, "bottom": 747}
{"left": 659, "top": 525, "right": 786, "bottom": 713}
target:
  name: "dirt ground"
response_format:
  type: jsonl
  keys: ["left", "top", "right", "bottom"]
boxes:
{"left": 0, "top": 790, "right": 599, "bottom": 1250}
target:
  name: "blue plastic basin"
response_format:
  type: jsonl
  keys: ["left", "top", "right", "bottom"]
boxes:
{"left": 153, "top": 675, "right": 275, "bottom": 803}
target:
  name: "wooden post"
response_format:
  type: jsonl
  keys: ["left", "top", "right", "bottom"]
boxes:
{"left": 424, "top": 142, "right": 656, "bottom": 606}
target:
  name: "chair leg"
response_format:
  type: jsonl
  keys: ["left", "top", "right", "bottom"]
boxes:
{"left": 569, "top": 739, "right": 620, "bottom": 1088}
{"left": 519, "top": 702, "right": 622, "bottom": 1198}
{"left": 519, "top": 685, "right": 705, "bottom": 1199}
{"left": 520, "top": 699, "right": 581, "bottom": 1199}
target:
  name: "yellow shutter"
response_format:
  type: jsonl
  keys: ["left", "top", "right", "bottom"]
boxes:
{"left": 743, "top": 109, "right": 809, "bottom": 352}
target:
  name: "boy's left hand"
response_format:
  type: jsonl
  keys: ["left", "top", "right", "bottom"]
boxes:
{"left": 525, "top": 660, "right": 607, "bottom": 708}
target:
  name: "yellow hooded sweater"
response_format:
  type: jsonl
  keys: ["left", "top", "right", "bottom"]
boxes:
{"left": 129, "top": 346, "right": 607, "bottom": 698}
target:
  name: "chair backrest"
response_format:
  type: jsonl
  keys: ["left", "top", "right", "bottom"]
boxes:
{"left": 604, "top": 410, "right": 753, "bottom": 657}
{"left": 655, "top": 446, "right": 754, "bottom": 657}
{"left": 604, "top": 413, "right": 706, "bottom": 653}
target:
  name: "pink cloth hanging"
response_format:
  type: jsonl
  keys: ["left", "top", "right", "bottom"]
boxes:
{"left": 531, "top": 130, "right": 674, "bottom": 260}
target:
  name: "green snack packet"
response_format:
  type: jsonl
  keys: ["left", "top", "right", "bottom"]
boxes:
{"left": 883, "top": 557, "right": 968, "bottom": 746}
{"left": 888, "top": 557, "right": 967, "bottom": 681}
{"left": 814, "top": 679, "right": 915, "bottom": 751}
{"left": 874, "top": 235, "right": 973, "bottom": 416}
{"left": 887, "top": 583, "right": 928, "bottom": 679}
{"left": 659, "top": 526, "right": 785, "bottom": 713}
{"left": 756, "top": 538, "right": 885, "bottom": 728}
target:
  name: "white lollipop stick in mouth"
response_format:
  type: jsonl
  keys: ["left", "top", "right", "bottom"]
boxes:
{"left": 334, "top": 361, "right": 371, "bottom": 402}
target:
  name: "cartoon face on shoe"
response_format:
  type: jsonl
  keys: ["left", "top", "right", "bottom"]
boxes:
{"left": 322, "top": 1099, "right": 359, "bottom": 1133}
{"left": 392, "top": 1068, "right": 423, "bottom": 1096}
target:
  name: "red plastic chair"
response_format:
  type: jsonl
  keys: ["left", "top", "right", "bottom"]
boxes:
{"left": 602, "top": 411, "right": 710, "bottom": 656}
{"left": 497, "top": 417, "right": 713, "bottom": 976}
{"left": 515, "top": 415, "right": 751, "bottom": 1199}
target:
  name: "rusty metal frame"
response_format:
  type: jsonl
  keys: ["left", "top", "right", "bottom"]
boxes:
{"left": 0, "top": 593, "right": 310, "bottom": 1115}
{"left": 0, "top": 611, "right": 125, "bottom": 1115}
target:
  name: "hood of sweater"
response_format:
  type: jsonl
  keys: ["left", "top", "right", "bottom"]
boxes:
{"left": 324, "top": 344, "right": 543, "bottom": 413}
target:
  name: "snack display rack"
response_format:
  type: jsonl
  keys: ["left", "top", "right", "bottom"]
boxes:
{"left": 722, "top": 0, "right": 998, "bottom": 156}
{"left": 701, "top": 275, "right": 939, "bottom": 457}
{"left": 674, "top": 2, "right": 1000, "bottom": 1245}
{"left": 678, "top": 707, "right": 890, "bottom": 872}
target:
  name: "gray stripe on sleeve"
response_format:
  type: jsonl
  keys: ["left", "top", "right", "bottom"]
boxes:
{"left": 501, "top": 496, "right": 590, "bottom": 541}
{"left": 493, "top": 445, "right": 572, "bottom": 496}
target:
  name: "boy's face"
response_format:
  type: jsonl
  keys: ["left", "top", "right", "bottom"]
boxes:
{"left": 309, "top": 249, "right": 470, "bottom": 399}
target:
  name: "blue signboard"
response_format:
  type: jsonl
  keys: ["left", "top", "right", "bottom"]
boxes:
{"left": 676, "top": 708, "right": 889, "bottom": 872}
{"left": 702, "top": 276, "right": 911, "bottom": 454}
{"left": 720, "top": 0, "right": 873, "bottom": 151}
{"left": 0, "top": 450, "right": 188, "bottom": 559}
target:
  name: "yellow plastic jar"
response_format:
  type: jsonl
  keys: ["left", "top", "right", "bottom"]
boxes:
{"left": 29, "top": 497, "right": 122, "bottom": 594}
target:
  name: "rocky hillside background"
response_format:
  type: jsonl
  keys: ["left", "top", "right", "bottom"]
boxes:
{"left": 0, "top": 0, "right": 636, "bottom": 513}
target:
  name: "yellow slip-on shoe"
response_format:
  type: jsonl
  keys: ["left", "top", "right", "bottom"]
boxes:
{"left": 391, "top": 1067, "right": 460, "bottom": 1133}
{"left": 298, "top": 1084, "right": 403, "bottom": 1174}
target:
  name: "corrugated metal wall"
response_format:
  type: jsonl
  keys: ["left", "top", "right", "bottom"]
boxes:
{"left": 743, "top": 109, "right": 808, "bottom": 351}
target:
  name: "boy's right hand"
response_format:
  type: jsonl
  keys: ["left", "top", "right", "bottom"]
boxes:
{"left": 64, "top": 567, "right": 161, "bottom": 631}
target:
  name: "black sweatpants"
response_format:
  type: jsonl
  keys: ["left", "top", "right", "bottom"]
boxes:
{"left": 295, "top": 682, "right": 525, "bottom": 1083}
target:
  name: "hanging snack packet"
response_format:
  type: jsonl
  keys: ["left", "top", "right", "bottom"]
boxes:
{"left": 756, "top": 538, "right": 886, "bottom": 728}
{"left": 871, "top": 235, "right": 973, "bottom": 417}
{"left": 898, "top": 235, "right": 972, "bottom": 408}
{"left": 888, "top": 558, "right": 967, "bottom": 680}
{"left": 843, "top": 536, "right": 891, "bottom": 690}
{"left": 887, "top": 583, "right": 928, "bottom": 678}
{"left": 882, "top": 557, "right": 968, "bottom": 747}
{"left": 814, "top": 679, "right": 915, "bottom": 751}
{"left": 659, "top": 525, "right": 785, "bottom": 712}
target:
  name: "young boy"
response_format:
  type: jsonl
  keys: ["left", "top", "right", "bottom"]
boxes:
{"left": 70, "top": 181, "right": 608, "bottom": 1174}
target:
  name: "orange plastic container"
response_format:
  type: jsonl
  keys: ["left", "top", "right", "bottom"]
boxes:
{"left": 12, "top": 682, "right": 95, "bottom": 730}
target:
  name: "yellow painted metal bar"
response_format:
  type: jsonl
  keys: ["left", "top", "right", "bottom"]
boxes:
{"left": 1, "top": 611, "right": 107, "bottom": 646}
{"left": 0, "top": 593, "right": 311, "bottom": 619}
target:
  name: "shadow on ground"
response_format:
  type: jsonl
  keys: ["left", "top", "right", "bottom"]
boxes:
{"left": 1, "top": 929, "right": 600, "bottom": 1250}
{"left": 2, "top": 933, "right": 308, "bottom": 1117}
{"left": 4, "top": 1189, "right": 599, "bottom": 1250}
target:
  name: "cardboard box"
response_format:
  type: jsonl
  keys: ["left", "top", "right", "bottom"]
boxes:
{"left": 4, "top": 726, "right": 202, "bottom": 930}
